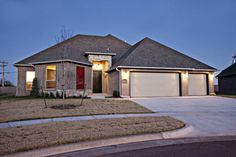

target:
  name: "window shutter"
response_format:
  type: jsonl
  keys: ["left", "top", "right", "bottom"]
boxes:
{"left": 76, "top": 67, "right": 85, "bottom": 89}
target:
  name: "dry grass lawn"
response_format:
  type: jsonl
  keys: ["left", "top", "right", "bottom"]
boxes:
{"left": 217, "top": 94, "right": 236, "bottom": 99}
{"left": 0, "top": 116, "right": 184, "bottom": 155}
{"left": 0, "top": 99, "right": 152, "bottom": 122}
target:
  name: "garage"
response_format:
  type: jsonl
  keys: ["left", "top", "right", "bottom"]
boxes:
{"left": 130, "top": 72, "right": 180, "bottom": 97}
{"left": 188, "top": 74, "right": 207, "bottom": 95}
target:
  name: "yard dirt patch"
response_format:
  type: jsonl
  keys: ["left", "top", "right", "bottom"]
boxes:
{"left": 0, "top": 116, "right": 184, "bottom": 155}
{"left": 0, "top": 99, "right": 152, "bottom": 122}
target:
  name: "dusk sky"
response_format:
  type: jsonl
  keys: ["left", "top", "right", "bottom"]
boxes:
{"left": 0, "top": 0, "right": 236, "bottom": 85}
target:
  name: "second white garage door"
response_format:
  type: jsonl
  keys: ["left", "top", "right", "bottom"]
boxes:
{"left": 188, "top": 74, "right": 207, "bottom": 95}
{"left": 130, "top": 72, "right": 180, "bottom": 97}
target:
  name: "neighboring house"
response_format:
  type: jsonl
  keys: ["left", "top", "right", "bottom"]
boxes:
{"left": 14, "top": 34, "right": 216, "bottom": 97}
{"left": 217, "top": 56, "right": 236, "bottom": 94}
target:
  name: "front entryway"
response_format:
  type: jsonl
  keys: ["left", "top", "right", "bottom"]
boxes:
{"left": 93, "top": 71, "right": 102, "bottom": 93}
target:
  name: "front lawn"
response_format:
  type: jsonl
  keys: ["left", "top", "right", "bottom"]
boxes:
{"left": 0, "top": 116, "right": 184, "bottom": 155}
{"left": 0, "top": 99, "right": 152, "bottom": 122}
{"left": 216, "top": 93, "right": 236, "bottom": 99}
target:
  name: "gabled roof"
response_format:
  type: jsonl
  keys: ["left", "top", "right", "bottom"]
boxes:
{"left": 110, "top": 37, "right": 216, "bottom": 71}
{"left": 15, "top": 34, "right": 131, "bottom": 66}
{"left": 217, "top": 63, "right": 236, "bottom": 77}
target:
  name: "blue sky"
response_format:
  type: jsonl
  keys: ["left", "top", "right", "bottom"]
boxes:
{"left": 0, "top": 0, "right": 236, "bottom": 85}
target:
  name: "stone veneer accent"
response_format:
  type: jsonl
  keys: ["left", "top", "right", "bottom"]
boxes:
{"left": 88, "top": 55, "right": 112, "bottom": 69}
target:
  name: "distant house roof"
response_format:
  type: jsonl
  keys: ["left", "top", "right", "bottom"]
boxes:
{"left": 15, "top": 34, "right": 131, "bottom": 66}
{"left": 217, "top": 63, "right": 236, "bottom": 77}
{"left": 110, "top": 37, "right": 216, "bottom": 71}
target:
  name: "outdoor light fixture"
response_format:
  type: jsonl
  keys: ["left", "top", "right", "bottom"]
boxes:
{"left": 182, "top": 72, "right": 188, "bottom": 81}
{"left": 209, "top": 73, "right": 214, "bottom": 81}
{"left": 92, "top": 63, "right": 103, "bottom": 70}
{"left": 121, "top": 70, "right": 129, "bottom": 79}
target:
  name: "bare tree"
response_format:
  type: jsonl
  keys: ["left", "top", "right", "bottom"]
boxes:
{"left": 55, "top": 26, "right": 74, "bottom": 100}
{"left": 55, "top": 26, "right": 74, "bottom": 43}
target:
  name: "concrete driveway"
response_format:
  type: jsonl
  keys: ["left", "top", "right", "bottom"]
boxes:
{"left": 132, "top": 96, "right": 236, "bottom": 137}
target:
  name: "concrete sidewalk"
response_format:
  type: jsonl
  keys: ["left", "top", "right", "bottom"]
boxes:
{"left": 0, "top": 113, "right": 158, "bottom": 128}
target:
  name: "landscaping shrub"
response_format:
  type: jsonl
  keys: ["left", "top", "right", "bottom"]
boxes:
{"left": 56, "top": 91, "right": 61, "bottom": 98}
{"left": 113, "top": 90, "right": 120, "bottom": 98}
{"left": 30, "top": 78, "right": 39, "bottom": 97}
{"left": 0, "top": 79, "right": 14, "bottom": 87}
{"left": 50, "top": 92, "right": 55, "bottom": 98}
{"left": 39, "top": 90, "right": 44, "bottom": 97}
{"left": 44, "top": 92, "right": 49, "bottom": 98}
{"left": 61, "top": 92, "right": 66, "bottom": 99}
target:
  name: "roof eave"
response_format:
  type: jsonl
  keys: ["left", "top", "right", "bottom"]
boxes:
{"left": 112, "top": 66, "right": 216, "bottom": 72}
{"left": 14, "top": 63, "right": 34, "bottom": 67}
{"left": 85, "top": 52, "right": 117, "bottom": 56}
{"left": 15, "top": 59, "right": 92, "bottom": 67}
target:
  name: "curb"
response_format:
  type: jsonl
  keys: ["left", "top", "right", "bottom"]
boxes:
{"left": 161, "top": 124, "right": 193, "bottom": 139}
{"left": 52, "top": 135, "right": 236, "bottom": 157}
{"left": 0, "top": 113, "right": 158, "bottom": 129}
{"left": 3, "top": 125, "right": 192, "bottom": 157}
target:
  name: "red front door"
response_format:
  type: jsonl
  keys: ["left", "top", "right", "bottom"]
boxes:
{"left": 76, "top": 66, "right": 85, "bottom": 89}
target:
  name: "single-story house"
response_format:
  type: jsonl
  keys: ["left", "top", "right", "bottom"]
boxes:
{"left": 14, "top": 34, "right": 216, "bottom": 97}
{"left": 217, "top": 57, "right": 236, "bottom": 94}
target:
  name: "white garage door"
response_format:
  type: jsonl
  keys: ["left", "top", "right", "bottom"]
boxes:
{"left": 188, "top": 74, "right": 207, "bottom": 95}
{"left": 130, "top": 72, "right": 180, "bottom": 97}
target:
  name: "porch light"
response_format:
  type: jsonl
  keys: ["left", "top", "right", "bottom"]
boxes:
{"left": 209, "top": 73, "right": 214, "bottom": 81}
{"left": 121, "top": 70, "right": 129, "bottom": 79}
{"left": 182, "top": 72, "right": 188, "bottom": 81}
{"left": 92, "top": 63, "right": 103, "bottom": 70}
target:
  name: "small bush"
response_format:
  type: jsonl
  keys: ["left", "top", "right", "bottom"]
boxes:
{"left": 30, "top": 78, "right": 39, "bottom": 97}
{"left": 50, "top": 92, "right": 55, "bottom": 98}
{"left": 44, "top": 92, "right": 49, "bottom": 98}
{"left": 0, "top": 79, "right": 15, "bottom": 87}
{"left": 113, "top": 90, "right": 120, "bottom": 98}
{"left": 56, "top": 91, "right": 61, "bottom": 98}
{"left": 61, "top": 92, "right": 66, "bottom": 99}
{"left": 39, "top": 90, "right": 44, "bottom": 97}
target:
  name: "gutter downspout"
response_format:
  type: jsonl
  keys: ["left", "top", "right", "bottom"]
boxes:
{"left": 115, "top": 67, "right": 122, "bottom": 97}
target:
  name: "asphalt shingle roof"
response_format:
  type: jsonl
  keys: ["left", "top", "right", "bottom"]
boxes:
{"left": 110, "top": 37, "right": 215, "bottom": 71}
{"left": 217, "top": 63, "right": 236, "bottom": 77}
{"left": 15, "top": 34, "right": 131, "bottom": 66}
{"left": 15, "top": 34, "right": 215, "bottom": 71}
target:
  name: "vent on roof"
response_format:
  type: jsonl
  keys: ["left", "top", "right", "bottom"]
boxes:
{"left": 233, "top": 54, "right": 236, "bottom": 64}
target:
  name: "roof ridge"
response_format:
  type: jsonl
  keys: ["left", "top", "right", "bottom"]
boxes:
{"left": 76, "top": 34, "right": 110, "bottom": 38}
{"left": 111, "top": 38, "right": 145, "bottom": 69}
{"left": 109, "top": 37, "right": 215, "bottom": 71}
{"left": 142, "top": 37, "right": 216, "bottom": 70}
{"left": 15, "top": 33, "right": 129, "bottom": 65}
{"left": 105, "top": 34, "right": 131, "bottom": 46}
{"left": 15, "top": 34, "right": 81, "bottom": 64}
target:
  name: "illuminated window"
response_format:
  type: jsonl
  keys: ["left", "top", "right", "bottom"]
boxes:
{"left": 46, "top": 65, "right": 56, "bottom": 89}
{"left": 26, "top": 71, "right": 35, "bottom": 90}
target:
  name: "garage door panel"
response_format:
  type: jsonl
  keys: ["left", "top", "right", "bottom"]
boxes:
{"left": 188, "top": 74, "right": 207, "bottom": 95}
{"left": 131, "top": 73, "right": 179, "bottom": 97}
